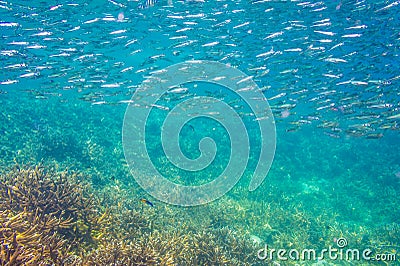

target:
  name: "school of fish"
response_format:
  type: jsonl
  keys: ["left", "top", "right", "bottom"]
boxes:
{"left": 1, "top": 0, "right": 399, "bottom": 138}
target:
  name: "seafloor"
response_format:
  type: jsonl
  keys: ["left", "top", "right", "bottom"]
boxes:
{"left": 1, "top": 91, "right": 399, "bottom": 265}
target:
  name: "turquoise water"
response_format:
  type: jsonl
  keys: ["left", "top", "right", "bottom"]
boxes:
{"left": 1, "top": 0, "right": 400, "bottom": 265}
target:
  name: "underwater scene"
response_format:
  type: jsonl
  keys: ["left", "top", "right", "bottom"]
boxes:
{"left": 1, "top": 0, "right": 400, "bottom": 265}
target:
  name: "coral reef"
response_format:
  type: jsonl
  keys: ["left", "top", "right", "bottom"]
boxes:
{"left": 0, "top": 209, "right": 74, "bottom": 265}
{"left": 82, "top": 227, "right": 259, "bottom": 266}
{"left": 0, "top": 165, "right": 107, "bottom": 265}
{"left": 0, "top": 164, "right": 261, "bottom": 265}
{"left": 1, "top": 162, "right": 399, "bottom": 265}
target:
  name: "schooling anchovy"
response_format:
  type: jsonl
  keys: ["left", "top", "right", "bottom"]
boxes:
{"left": 138, "top": 0, "right": 159, "bottom": 9}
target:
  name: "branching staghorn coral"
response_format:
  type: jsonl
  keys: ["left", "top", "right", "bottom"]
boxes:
{"left": 0, "top": 164, "right": 109, "bottom": 265}
{"left": 1, "top": 165, "right": 87, "bottom": 218}
{"left": 0, "top": 209, "right": 72, "bottom": 265}
{"left": 0, "top": 164, "right": 264, "bottom": 265}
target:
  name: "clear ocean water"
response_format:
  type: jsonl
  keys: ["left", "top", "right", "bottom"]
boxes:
{"left": 1, "top": 0, "right": 400, "bottom": 265}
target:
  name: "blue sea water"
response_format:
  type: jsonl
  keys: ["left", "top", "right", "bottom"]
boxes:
{"left": 1, "top": 0, "right": 400, "bottom": 264}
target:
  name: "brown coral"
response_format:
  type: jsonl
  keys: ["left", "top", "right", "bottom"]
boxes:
{"left": 0, "top": 164, "right": 108, "bottom": 265}
{"left": 0, "top": 209, "right": 73, "bottom": 265}
{"left": 1, "top": 165, "right": 89, "bottom": 219}
{"left": 0, "top": 164, "right": 264, "bottom": 265}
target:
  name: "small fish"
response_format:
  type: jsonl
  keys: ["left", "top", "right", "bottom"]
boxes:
{"left": 140, "top": 198, "right": 154, "bottom": 207}
{"left": 188, "top": 124, "right": 195, "bottom": 132}
{"left": 366, "top": 133, "right": 383, "bottom": 139}
{"left": 138, "top": 0, "right": 158, "bottom": 9}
